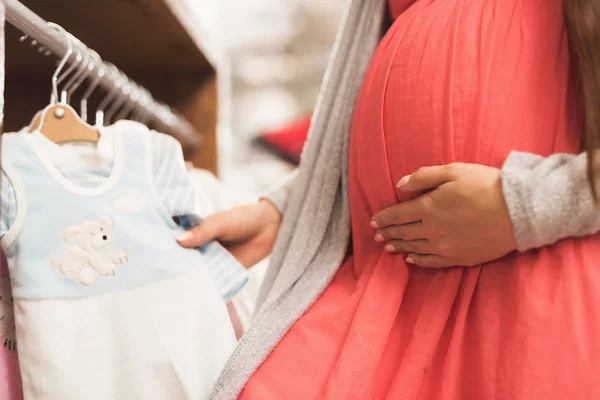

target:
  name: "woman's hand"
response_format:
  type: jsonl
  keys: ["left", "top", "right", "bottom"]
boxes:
{"left": 371, "top": 163, "right": 517, "bottom": 268}
{"left": 177, "top": 200, "right": 282, "bottom": 268}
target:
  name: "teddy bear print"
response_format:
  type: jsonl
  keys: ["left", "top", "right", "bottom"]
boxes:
{"left": 51, "top": 216, "right": 128, "bottom": 286}
{"left": 0, "top": 277, "right": 16, "bottom": 351}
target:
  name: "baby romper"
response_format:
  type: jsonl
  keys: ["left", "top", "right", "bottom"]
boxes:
{"left": 1, "top": 127, "right": 237, "bottom": 400}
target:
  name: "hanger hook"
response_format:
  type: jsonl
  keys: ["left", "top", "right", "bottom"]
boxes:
{"left": 55, "top": 35, "right": 83, "bottom": 104}
{"left": 62, "top": 35, "right": 92, "bottom": 103}
{"left": 116, "top": 82, "right": 140, "bottom": 121}
{"left": 47, "top": 23, "right": 74, "bottom": 104}
{"left": 80, "top": 49, "right": 105, "bottom": 122}
{"left": 130, "top": 86, "right": 146, "bottom": 122}
{"left": 137, "top": 88, "right": 153, "bottom": 125}
{"left": 95, "top": 64, "right": 125, "bottom": 127}
{"left": 105, "top": 77, "right": 132, "bottom": 124}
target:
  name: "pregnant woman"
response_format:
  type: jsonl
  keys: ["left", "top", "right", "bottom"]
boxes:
{"left": 180, "top": 0, "right": 600, "bottom": 398}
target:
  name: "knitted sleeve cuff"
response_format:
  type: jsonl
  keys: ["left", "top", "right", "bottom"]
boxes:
{"left": 501, "top": 151, "right": 600, "bottom": 251}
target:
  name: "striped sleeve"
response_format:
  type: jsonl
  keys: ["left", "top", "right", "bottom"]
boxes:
{"left": 149, "top": 132, "right": 248, "bottom": 303}
{"left": 150, "top": 133, "right": 201, "bottom": 215}
{"left": 173, "top": 215, "right": 248, "bottom": 304}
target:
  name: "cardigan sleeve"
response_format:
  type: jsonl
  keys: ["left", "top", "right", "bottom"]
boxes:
{"left": 501, "top": 151, "right": 600, "bottom": 251}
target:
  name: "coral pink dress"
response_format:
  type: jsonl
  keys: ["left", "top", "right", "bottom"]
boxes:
{"left": 240, "top": 0, "right": 600, "bottom": 398}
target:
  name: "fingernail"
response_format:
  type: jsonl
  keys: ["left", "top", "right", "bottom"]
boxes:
{"left": 384, "top": 244, "right": 395, "bottom": 253}
{"left": 374, "top": 233, "right": 384, "bottom": 242}
{"left": 370, "top": 220, "right": 379, "bottom": 229}
{"left": 405, "top": 257, "right": 415, "bottom": 264}
{"left": 176, "top": 232, "right": 192, "bottom": 242}
{"left": 396, "top": 175, "right": 411, "bottom": 189}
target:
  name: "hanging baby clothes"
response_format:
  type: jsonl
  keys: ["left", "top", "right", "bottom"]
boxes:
{"left": 0, "top": 264, "right": 23, "bottom": 400}
{"left": 1, "top": 120, "right": 244, "bottom": 400}
{"left": 1, "top": 122, "right": 247, "bottom": 303}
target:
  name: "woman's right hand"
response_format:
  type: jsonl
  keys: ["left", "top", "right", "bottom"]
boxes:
{"left": 176, "top": 200, "right": 282, "bottom": 268}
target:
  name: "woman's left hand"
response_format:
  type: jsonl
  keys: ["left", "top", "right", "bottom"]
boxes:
{"left": 371, "top": 163, "right": 518, "bottom": 268}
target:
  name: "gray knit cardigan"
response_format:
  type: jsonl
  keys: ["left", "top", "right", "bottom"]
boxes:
{"left": 210, "top": 0, "right": 600, "bottom": 398}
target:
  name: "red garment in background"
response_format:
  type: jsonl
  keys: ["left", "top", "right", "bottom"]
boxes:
{"left": 241, "top": 0, "right": 600, "bottom": 399}
{"left": 258, "top": 116, "right": 311, "bottom": 164}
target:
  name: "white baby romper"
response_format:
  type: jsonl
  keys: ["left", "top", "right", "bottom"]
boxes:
{"left": 1, "top": 128, "right": 237, "bottom": 400}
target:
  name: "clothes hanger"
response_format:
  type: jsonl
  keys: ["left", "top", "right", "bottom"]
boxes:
{"left": 26, "top": 29, "right": 74, "bottom": 132}
{"left": 80, "top": 50, "right": 105, "bottom": 123}
{"left": 28, "top": 34, "right": 90, "bottom": 132}
{"left": 34, "top": 24, "right": 100, "bottom": 143}
{"left": 95, "top": 64, "right": 126, "bottom": 128}
{"left": 131, "top": 88, "right": 152, "bottom": 124}
{"left": 62, "top": 35, "right": 94, "bottom": 104}
{"left": 104, "top": 78, "right": 132, "bottom": 125}
{"left": 29, "top": 29, "right": 85, "bottom": 131}
{"left": 115, "top": 82, "right": 140, "bottom": 122}
{"left": 129, "top": 87, "right": 145, "bottom": 123}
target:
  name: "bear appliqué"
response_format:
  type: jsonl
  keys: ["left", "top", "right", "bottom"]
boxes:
{"left": 51, "top": 216, "right": 128, "bottom": 286}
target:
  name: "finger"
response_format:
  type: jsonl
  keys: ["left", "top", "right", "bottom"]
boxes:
{"left": 375, "top": 222, "right": 426, "bottom": 242}
{"left": 384, "top": 239, "right": 431, "bottom": 254}
{"left": 176, "top": 214, "right": 228, "bottom": 248}
{"left": 371, "top": 199, "right": 423, "bottom": 228}
{"left": 396, "top": 164, "right": 459, "bottom": 192}
{"left": 405, "top": 253, "right": 451, "bottom": 268}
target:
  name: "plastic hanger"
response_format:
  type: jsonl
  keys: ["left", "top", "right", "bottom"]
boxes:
{"left": 95, "top": 64, "right": 126, "bottom": 128}
{"left": 104, "top": 78, "right": 131, "bottom": 124}
{"left": 62, "top": 35, "right": 94, "bottom": 104}
{"left": 34, "top": 24, "right": 100, "bottom": 143}
{"left": 131, "top": 87, "right": 152, "bottom": 124}
{"left": 116, "top": 83, "right": 140, "bottom": 121}
{"left": 80, "top": 50, "right": 105, "bottom": 123}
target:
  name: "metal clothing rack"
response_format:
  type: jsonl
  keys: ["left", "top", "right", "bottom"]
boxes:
{"left": 3, "top": 0, "right": 201, "bottom": 150}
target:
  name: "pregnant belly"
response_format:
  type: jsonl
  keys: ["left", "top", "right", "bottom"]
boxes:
{"left": 349, "top": 0, "right": 580, "bottom": 220}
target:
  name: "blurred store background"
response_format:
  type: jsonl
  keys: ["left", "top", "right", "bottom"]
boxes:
{"left": 227, "top": 0, "right": 345, "bottom": 197}
{"left": 168, "top": 0, "right": 346, "bottom": 197}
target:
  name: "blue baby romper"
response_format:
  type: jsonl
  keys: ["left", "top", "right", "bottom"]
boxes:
{"left": 1, "top": 127, "right": 239, "bottom": 400}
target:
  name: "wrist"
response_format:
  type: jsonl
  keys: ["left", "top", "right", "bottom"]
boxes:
{"left": 495, "top": 170, "right": 518, "bottom": 253}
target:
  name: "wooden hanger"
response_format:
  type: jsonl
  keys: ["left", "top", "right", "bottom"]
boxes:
{"left": 35, "top": 103, "right": 100, "bottom": 143}
{"left": 30, "top": 24, "right": 100, "bottom": 143}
